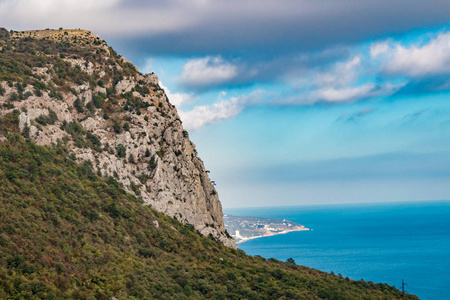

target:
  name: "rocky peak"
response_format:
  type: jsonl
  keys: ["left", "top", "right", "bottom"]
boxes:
{"left": 0, "top": 28, "right": 236, "bottom": 248}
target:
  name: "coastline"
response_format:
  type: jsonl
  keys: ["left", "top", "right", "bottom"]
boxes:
{"left": 236, "top": 227, "right": 310, "bottom": 244}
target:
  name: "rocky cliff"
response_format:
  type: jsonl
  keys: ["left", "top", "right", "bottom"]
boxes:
{"left": 0, "top": 28, "right": 236, "bottom": 248}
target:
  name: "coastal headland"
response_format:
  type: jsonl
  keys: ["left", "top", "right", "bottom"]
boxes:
{"left": 224, "top": 214, "right": 309, "bottom": 244}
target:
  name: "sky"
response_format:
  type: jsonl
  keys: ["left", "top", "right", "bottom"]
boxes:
{"left": 2, "top": 0, "right": 450, "bottom": 208}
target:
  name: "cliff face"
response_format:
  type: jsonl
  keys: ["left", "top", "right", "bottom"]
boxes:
{"left": 0, "top": 28, "right": 236, "bottom": 248}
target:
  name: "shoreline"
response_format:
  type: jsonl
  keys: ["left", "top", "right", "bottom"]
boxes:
{"left": 235, "top": 227, "right": 310, "bottom": 244}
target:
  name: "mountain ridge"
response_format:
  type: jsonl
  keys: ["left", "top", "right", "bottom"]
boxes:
{"left": 0, "top": 27, "right": 235, "bottom": 248}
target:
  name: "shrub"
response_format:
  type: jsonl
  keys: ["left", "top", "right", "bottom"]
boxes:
{"left": 73, "top": 98, "right": 84, "bottom": 113}
{"left": 116, "top": 144, "right": 126, "bottom": 158}
{"left": 113, "top": 119, "right": 121, "bottom": 133}
{"left": 92, "top": 92, "right": 105, "bottom": 109}
{"left": 35, "top": 109, "right": 57, "bottom": 125}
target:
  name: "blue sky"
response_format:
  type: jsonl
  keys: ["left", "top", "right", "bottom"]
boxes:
{"left": 2, "top": 0, "right": 450, "bottom": 207}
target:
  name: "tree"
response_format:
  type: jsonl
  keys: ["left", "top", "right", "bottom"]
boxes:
{"left": 116, "top": 144, "right": 126, "bottom": 158}
{"left": 73, "top": 98, "right": 84, "bottom": 113}
{"left": 113, "top": 120, "right": 121, "bottom": 133}
{"left": 286, "top": 258, "right": 296, "bottom": 265}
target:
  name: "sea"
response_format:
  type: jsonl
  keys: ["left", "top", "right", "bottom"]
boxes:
{"left": 224, "top": 200, "right": 450, "bottom": 300}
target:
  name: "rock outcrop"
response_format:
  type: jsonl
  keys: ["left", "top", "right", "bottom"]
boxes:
{"left": 0, "top": 28, "right": 236, "bottom": 248}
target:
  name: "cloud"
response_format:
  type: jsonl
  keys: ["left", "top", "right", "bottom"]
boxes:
{"left": 159, "top": 81, "right": 194, "bottom": 107}
{"left": 313, "top": 56, "right": 361, "bottom": 87}
{"left": 3, "top": 0, "right": 450, "bottom": 57}
{"left": 373, "top": 32, "right": 450, "bottom": 77}
{"left": 180, "top": 56, "right": 238, "bottom": 87}
{"left": 0, "top": 0, "right": 193, "bottom": 35}
{"left": 126, "top": 1, "right": 450, "bottom": 57}
{"left": 313, "top": 84, "right": 375, "bottom": 102}
{"left": 178, "top": 91, "right": 264, "bottom": 130}
{"left": 295, "top": 56, "right": 385, "bottom": 103}
{"left": 401, "top": 109, "right": 428, "bottom": 122}
{"left": 283, "top": 54, "right": 404, "bottom": 105}
{"left": 311, "top": 83, "right": 402, "bottom": 103}
{"left": 337, "top": 108, "right": 374, "bottom": 122}
{"left": 179, "top": 100, "right": 241, "bottom": 130}
{"left": 369, "top": 42, "right": 390, "bottom": 57}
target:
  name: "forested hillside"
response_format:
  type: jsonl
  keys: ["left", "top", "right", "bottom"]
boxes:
{"left": 0, "top": 132, "right": 418, "bottom": 299}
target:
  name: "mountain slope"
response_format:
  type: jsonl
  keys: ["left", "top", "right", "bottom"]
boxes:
{"left": 0, "top": 28, "right": 234, "bottom": 248}
{"left": 0, "top": 133, "right": 418, "bottom": 299}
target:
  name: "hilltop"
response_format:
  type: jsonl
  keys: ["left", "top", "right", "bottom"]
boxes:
{"left": 12, "top": 29, "right": 96, "bottom": 40}
{"left": 0, "top": 27, "right": 235, "bottom": 248}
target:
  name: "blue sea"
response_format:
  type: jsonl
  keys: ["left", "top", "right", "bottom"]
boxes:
{"left": 224, "top": 201, "right": 450, "bottom": 300}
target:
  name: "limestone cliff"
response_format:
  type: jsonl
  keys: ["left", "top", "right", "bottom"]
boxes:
{"left": 0, "top": 28, "right": 236, "bottom": 248}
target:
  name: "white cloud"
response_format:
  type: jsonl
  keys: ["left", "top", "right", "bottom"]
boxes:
{"left": 286, "top": 55, "right": 400, "bottom": 104}
{"left": 313, "top": 84, "right": 376, "bottom": 102}
{"left": 372, "top": 32, "right": 450, "bottom": 77}
{"left": 180, "top": 56, "right": 238, "bottom": 87}
{"left": 313, "top": 56, "right": 361, "bottom": 87}
{"left": 310, "top": 83, "right": 402, "bottom": 104}
{"left": 369, "top": 42, "right": 390, "bottom": 57}
{"left": 159, "top": 81, "right": 194, "bottom": 107}
{"left": 178, "top": 91, "right": 264, "bottom": 130}
{"left": 179, "top": 100, "right": 241, "bottom": 130}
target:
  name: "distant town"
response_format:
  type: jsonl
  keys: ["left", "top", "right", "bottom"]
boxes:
{"left": 224, "top": 215, "right": 309, "bottom": 244}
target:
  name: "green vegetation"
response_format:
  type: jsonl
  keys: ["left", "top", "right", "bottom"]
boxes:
{"left": 0, "top": 109, "right": 20, "bottom": 135}
{"left": 0, "top": 134, "right": 418, "bottom": 299}
{"left": 113, "top": 119, "right": 121, "bottom": 133}
{"left": 73, "top": 98, "right": 84, "bottom": 113}
{"left": 35, "top": 109, "right": 58, "bottom": 125}
{"left": 92, "top": 92, "right": 106, "bottom": 109}
{"left": 0, "top": 28, "right": 137, "bottom": 87}
{"left": 122, "top": 91, "right": 151, "bottom": 114}
{"left": 60, "top": 120, "right": 102, "bottom": 152}
{"left": 116, "top": 144, "right": 126, "bottom": 158}
{"left": 0, "top": 28, "right": 143, "bottom": 122}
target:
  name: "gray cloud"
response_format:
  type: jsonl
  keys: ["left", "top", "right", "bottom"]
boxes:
{"left": 3, "top": 0, "right": 450, "bottom": 57}
{"left": 110, "top": 0, "right": 450, "bottom": 57}
{"left": 337, "top": 108, "right": 374, "bottom": 122}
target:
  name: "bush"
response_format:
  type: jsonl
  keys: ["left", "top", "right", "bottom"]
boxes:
{"left": 113, "top": 119, "right": 121, "bottom": 133}
{"left": 35, "top": 109, "right": 58, "bottom": 125}
{"left": 73, "top": 98, "right": 84, "bottom": 113}
{"left": 116, "top": 144, "right": 126, "bottom": 158}
{"left": 92, "top": 92, "right": 105, "bottom": 109}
